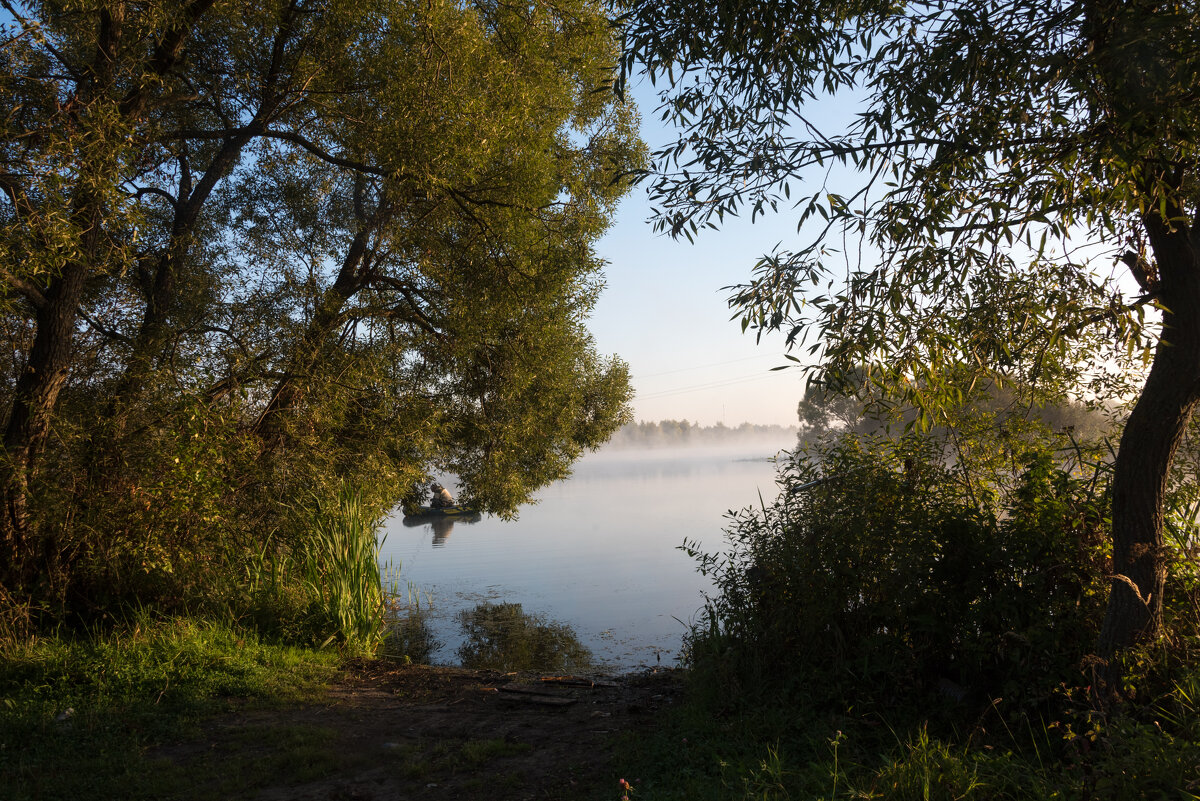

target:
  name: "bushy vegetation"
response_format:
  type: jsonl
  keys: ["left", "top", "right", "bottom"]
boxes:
{"left": 686, "top": 434, "right": 1111, "bottom": 715}
{"left": 611, "top": 1, "right": 1200, "bottom": 790}
{"left": 0, "top": 0, "right": 641, "bottom": 641}
{"left": 620, "top": 423, "right": 1200, "bottom": 799}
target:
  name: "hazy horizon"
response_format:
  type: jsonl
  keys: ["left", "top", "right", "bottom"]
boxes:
{"left": 602, "top": 418, "right": 798, "bottom": 451}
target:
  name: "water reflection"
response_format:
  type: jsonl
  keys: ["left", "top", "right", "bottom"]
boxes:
{"left": 379, "top": 445, "right": 788, "bottom": 670}
{"left": 456, "top": 601, "right": 594, "bottom": 673}
{"left": 401, "top": 510, "right": 483, "bottom": 546}
{"left": 382, "top": 610, "right": 442, "bottom": 664}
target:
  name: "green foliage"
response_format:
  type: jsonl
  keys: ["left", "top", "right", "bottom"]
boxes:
{"left": 48, "top": 400, "right": 263, "bottom": 620}
{"left": 626, "top": 418, "right": 1200, "bottom": 800}
{"left": 1162, "top": 416, "right": 1200, "bottom": 633}
{"left": 0, "top": 616, "right": 335, "bottom": 715}
{"left": 684, "top": 431, "right": 1111, "bottom": 714}
{"left": 0, "top": 0, "right": 643, "bottom": 625}
{"left": 0, "top": 617, "right": 338, "bottom": 801}
{"left": 239, "top": 482, "right": 415, "bottom": 656}
{"left": 869, "top": 728, "right": 986, "bottom": 801}
{"left": 293, "top": 483, "right": 388, "bottom": 655}
{"left": 455, "top": 601, "right": 594, "bottom": 673}
{"left": 619, "top": 0, "right": 1191, "bottom": 403}
{"left": 619, "top": 0, "right": 1200, "bottom": 654}
{"left": 795, "top": 368, "right": 1115, "bottom": 447}
{"left": 613, "top": 637, "right": 1200, "bottom": 801}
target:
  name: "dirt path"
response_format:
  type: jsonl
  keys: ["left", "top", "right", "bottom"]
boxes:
{"left": 153, "top": 661, "right": 680, "bottom": 800}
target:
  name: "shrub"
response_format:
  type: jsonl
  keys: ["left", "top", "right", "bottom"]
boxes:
{"left": 245, "top": 483, "right": 389, "bottom": 656}
{"left": 684, "top": 433, "right": 1111, "bottom": 715}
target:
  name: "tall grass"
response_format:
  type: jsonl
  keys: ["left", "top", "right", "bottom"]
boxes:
{"left": 246, "top": 482, "right": 389, "bottom": 655}
{"left": 298, "top": 483, "right": 389, "bottom": 655}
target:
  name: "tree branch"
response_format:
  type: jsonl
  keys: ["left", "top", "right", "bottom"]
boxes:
{"left": 118, "top": 0, "right": 220, "bottom": 119}
{"left": 362, "top": 274, "right": 444, "bottom": 336}
{"left": 1066, "top": 292, "right": 1159, "bottom": 336}
{"left": 0, "top": 0, "right": 84, "bottom": 83}
{"left": 78, "top": 309, "right": 132, "bottom": 345}
{"left": 128, "top": 185, "right": 178, "bottom": 209}
{"left": 166, "top": 127, "right": 389, "bottom": 177}
{"left": 0, "top": 267, "right": 47, "bottom": 309}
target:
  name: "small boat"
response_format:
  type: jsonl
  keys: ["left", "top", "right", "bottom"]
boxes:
{"left": 401, "top": 504, "right": 481, "bottom": 523}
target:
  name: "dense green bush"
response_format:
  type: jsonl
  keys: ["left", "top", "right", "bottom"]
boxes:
{"left": 684, "top": 433, "right": 1111, "bottom": 715}
{"left": 623, "top": 424, "right": 1200, "bottom": 800}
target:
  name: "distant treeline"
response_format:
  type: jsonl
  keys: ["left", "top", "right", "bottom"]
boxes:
{"left": 796, "top": 374, "right": 1117, "bottom": 445}
{"left": 606, "top": 419, "right": 798, "bottom": 448}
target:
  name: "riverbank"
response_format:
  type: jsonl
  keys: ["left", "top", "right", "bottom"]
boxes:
{"left": 0, "top": 623, "right": 679, "bottom": 801}
{"left": 153, "top": 660, "right": 679, "bottom": 801}
{"left": 7, "top": 616, "right": 1200, "bottom": 800}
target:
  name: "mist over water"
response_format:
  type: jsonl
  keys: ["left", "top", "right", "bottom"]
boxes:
{"left": 378, "top": 435, "right": 794, "bottom": 672}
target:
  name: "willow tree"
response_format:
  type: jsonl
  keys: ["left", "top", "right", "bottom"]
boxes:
{"left": 620, "top": 1, "right": 1200, "bottom": 659}
{"left": 0, "top": 0, "right": 642, "bottom": 613}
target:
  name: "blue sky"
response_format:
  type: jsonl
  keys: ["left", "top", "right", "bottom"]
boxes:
{"left": 590, "top": 193, "right": 808, "bottom": 428}
{"left": 584, "top": 78, "right": 1138, "bottom": 428}
{"left": 587, "top": 84, "right": 816, "bottom": 428}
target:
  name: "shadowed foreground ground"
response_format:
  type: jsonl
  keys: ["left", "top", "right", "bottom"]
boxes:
{"left": 150, "top": 661, "right": 680, "bottom": 800}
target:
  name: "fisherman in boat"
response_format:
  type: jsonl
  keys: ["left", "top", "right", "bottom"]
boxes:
{"left": 430, "top": 482, "right": 455, "bottom": 509}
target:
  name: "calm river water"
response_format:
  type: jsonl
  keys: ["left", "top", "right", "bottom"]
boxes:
{"left": 377, "top": 441, "right": 791, "bottom": 672}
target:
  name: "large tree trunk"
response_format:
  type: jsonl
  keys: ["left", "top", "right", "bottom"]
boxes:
{"left": 0, "top": 264, "right": 90, "bottom": 591}
{"left": 0, "top": 0, "right": 123, "bottom": 590}
{"left": 1097, "top": 213, "right": 1200, "bottom": 659}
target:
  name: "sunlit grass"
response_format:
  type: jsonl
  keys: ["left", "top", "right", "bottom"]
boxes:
{"left": 0, "top": 616, "right": 338, "bottom": 801}
{"left": 245, "top": 481, "right": 391, "bottom": 655}
{"left": 297, "top": 482, "right": 389, "bottom": 654}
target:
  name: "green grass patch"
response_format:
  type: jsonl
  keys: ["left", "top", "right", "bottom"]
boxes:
{"left": 609, "top": 671, "right": 1200, "bottom": 801}
{"left": 0, "top": 616, "right": 339, "bottom": 801}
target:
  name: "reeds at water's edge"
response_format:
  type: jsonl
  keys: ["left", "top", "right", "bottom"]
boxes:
{"left": 245, "top": 482, "right": 389, "bottom": 655}
{"left": 300, "top": 484, "right": 388, "bottom": 655}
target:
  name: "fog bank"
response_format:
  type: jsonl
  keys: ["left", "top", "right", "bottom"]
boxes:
{"left": 602, "top": 419, "right": 798, "bottom": 451}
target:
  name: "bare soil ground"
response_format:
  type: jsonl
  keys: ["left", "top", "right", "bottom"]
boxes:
{"left": 152, "top": 660, "right": 681, "bottom": 801}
